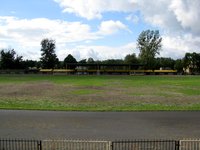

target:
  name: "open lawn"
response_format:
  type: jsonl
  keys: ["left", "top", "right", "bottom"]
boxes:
{"left": 0, "top": 75, "right": 200, "bottom": 111}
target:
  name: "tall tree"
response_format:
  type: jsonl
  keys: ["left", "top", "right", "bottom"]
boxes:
{"left": 137, "top": 30, "right": 162, "bottom": 69}
{"left": 0, "top": 49, "right": 23, "bottom": 69}
{"left": 40, "top": 38, "right": 58, "bottom": 69}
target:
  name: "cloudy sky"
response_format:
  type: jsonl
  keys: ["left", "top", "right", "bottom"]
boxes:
{"left": 0, "top": 0, "right": 200, "bottom": 61}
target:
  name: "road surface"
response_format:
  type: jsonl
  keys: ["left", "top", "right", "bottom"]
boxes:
{"left": 0, "top": 110, "right": 200, "bottom": 140}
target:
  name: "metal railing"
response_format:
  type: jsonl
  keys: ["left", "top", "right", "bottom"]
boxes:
{"left": 112, "top": 140, "right": 178, "bottom": 150}
{"left": 0, "top": 139, "right": 41, "bottom": 150}
{"left": 1, "top": 139, "right": 200, "bottom": 150}
{"left": 42, "top": 140, "right": 111, "bottom": 150}
{"left": 180, "top": 139, "right": 200, "bottom": 150}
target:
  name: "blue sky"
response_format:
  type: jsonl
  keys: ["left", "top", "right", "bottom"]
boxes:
{"left": 0, "top": 0, "right": 200, "bottom": 61}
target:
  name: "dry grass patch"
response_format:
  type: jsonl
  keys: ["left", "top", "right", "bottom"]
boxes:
{"left": 0, "top": 75, "right": 200, "bottom": 111}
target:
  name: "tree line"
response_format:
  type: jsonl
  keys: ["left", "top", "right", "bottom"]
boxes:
{"left": 0, "top": 30, "right": 200, "bottom": 74}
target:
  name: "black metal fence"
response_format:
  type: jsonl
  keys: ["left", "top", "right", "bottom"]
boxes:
{"left": 1, "top": 139, "right": 200, "bottom": 150}
{"left": 112, "top": 140, "right": 179, "bottom": 150}
{"left": 0, "top": 139, "right": 41, "bottom": 150}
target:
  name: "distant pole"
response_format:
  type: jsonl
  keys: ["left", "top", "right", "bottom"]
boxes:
{"left": 97, "top": 64, "right": 100, "bottom": 75}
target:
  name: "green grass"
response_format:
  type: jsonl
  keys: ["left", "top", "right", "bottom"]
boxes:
{"left": 1, "top": 99, "right": 200, "bottom": 111}
{"left": 0, "top": 74, "right": 200, "bottom": 111}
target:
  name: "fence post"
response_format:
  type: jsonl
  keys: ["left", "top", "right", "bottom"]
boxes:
{"left": 110, "top": 141, "right": 113, "bottom": 150}
{"left": 38, "top": 140, "right": 42, "bottom": 150}
{"left": 175, "top": 140, "right": 180, "bottom": 150}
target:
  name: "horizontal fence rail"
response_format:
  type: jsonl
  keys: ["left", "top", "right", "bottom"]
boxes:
{"left": 0, "top": 139, "right": 41, "bottom": 150}
{"left": 42, "top": 140, "right": 111, "bottom": 150}
{"left": 1, "top": 139, "right": 200, "bottom": 150}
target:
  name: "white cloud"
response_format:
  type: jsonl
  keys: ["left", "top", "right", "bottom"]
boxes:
{"left": 0, "top": 16, "right": 101, "bottom": 60}
{"left": 135, "top": 0, "right": 200, "bottom": 36}
{"left": 161, "top": 34, "right": 200, "bottom": 59}
{"left": 55, "top": 0, "right": 200, "bottom": 35}
{"left": 54, "top": 0, "right": 200, "bottom": 59}
{"left": 98, "top": 20, "right": 131, "bottom": 35}
{"left": 0, "top": 16, "right": 132, "bottom": 60}
{"left": 169, "top": 0, "right": 200, "bottom": 34}
{"left": 135, "top": 0, "right": 200, "bottom": 58}
{"left": 134, "top": 0, "right": 182, "bottom": 33}
{"left": 58, "top": 42, "right": 137, "bottom": 61}
{"left": 1, "top": 0, "right": 200, "bottom": 60}
{"left": 54, "top": 0, "right": 137, "bottom": 20}
{"left": 126, "top": 14, "right": 139, "bottom": 24}
{"left": 0, "top": 16, "right": 100, "bottom": 45}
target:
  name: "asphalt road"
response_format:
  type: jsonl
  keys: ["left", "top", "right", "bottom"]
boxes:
{"left": 0, "top": 110, "right": 200, "bottom": 140}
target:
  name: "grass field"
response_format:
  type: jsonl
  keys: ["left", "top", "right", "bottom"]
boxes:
{"left": 0, "top": 74, "right": 200, "bottom": 111}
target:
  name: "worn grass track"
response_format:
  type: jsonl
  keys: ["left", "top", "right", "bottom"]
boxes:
{"left": 0, "top": 74, "right": 200, "bottom": 111}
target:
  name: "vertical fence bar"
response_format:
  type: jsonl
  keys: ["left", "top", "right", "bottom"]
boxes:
{"left": 13, "top": 139, "right": 16, "bottom": 150}
{"left": 8, "top": 139, "right": 10, "bottom": 150}
{"left": 39, "top": 140, "right": 42, "bottom": 150}
{"left": 175, "top": 140, "right": 180, "bottom": 150}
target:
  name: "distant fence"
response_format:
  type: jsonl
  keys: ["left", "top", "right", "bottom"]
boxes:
{"left": 0, "top": 69, "right": 177, "bottom": 75}
{"left": 39, "top": 69, "right": 177, "bottom": 75}
{"left": 1, "top": 139, "right": 200, "bottom": 150}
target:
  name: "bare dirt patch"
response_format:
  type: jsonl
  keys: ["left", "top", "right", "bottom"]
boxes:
{"left": 0, "top": 82, "right": 55, "bottom": 97}
{"left": 1, "top": 80, "right": 200, "bottom": 108}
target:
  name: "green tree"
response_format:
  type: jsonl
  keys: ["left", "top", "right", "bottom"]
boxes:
{"left": 64, "top": 54, "right": 77, "bottom": 69}
{"left": 101, "top": 59, "right": 124, "bottom": 70}
{"left": 79, "top": 59, "right": 87, "bottom": 64}
{"left": 124, "top": 53, "right": 138, "bottom": 64}
{"left": 86, "top": 57, "right": 96, "bottom": 70}
{"left": 137, "top": 30, "right": 162, "bottom": 69}
{"left": 101, "top": 59, "right": 124, "bottom": 64}
{"left": 195, "top": 53, "right": 200, "bottom": 72}
{"left": 155, "top": 57, "right": 175, "bottom": 69}
{"left": 87, "top": 57, "right": 95, "bottom": 64}
{"left": 22, "top": 60, "right": 40, "bottom": 69}
{"left": 183, "top": 52, "right": 200, "bottom": 74}
{"left": 0, "top": 49, "right": 23, "bottom": 69}
{"left": 174, "top": 59, "right": 184, "bottom": 73}
{"left": 40, "top": 38, "right": 58, "bottom": 69}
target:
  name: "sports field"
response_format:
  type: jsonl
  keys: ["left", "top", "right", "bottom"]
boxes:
{"left": 0, "top": 75, "right": 200, "bottom": 111}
